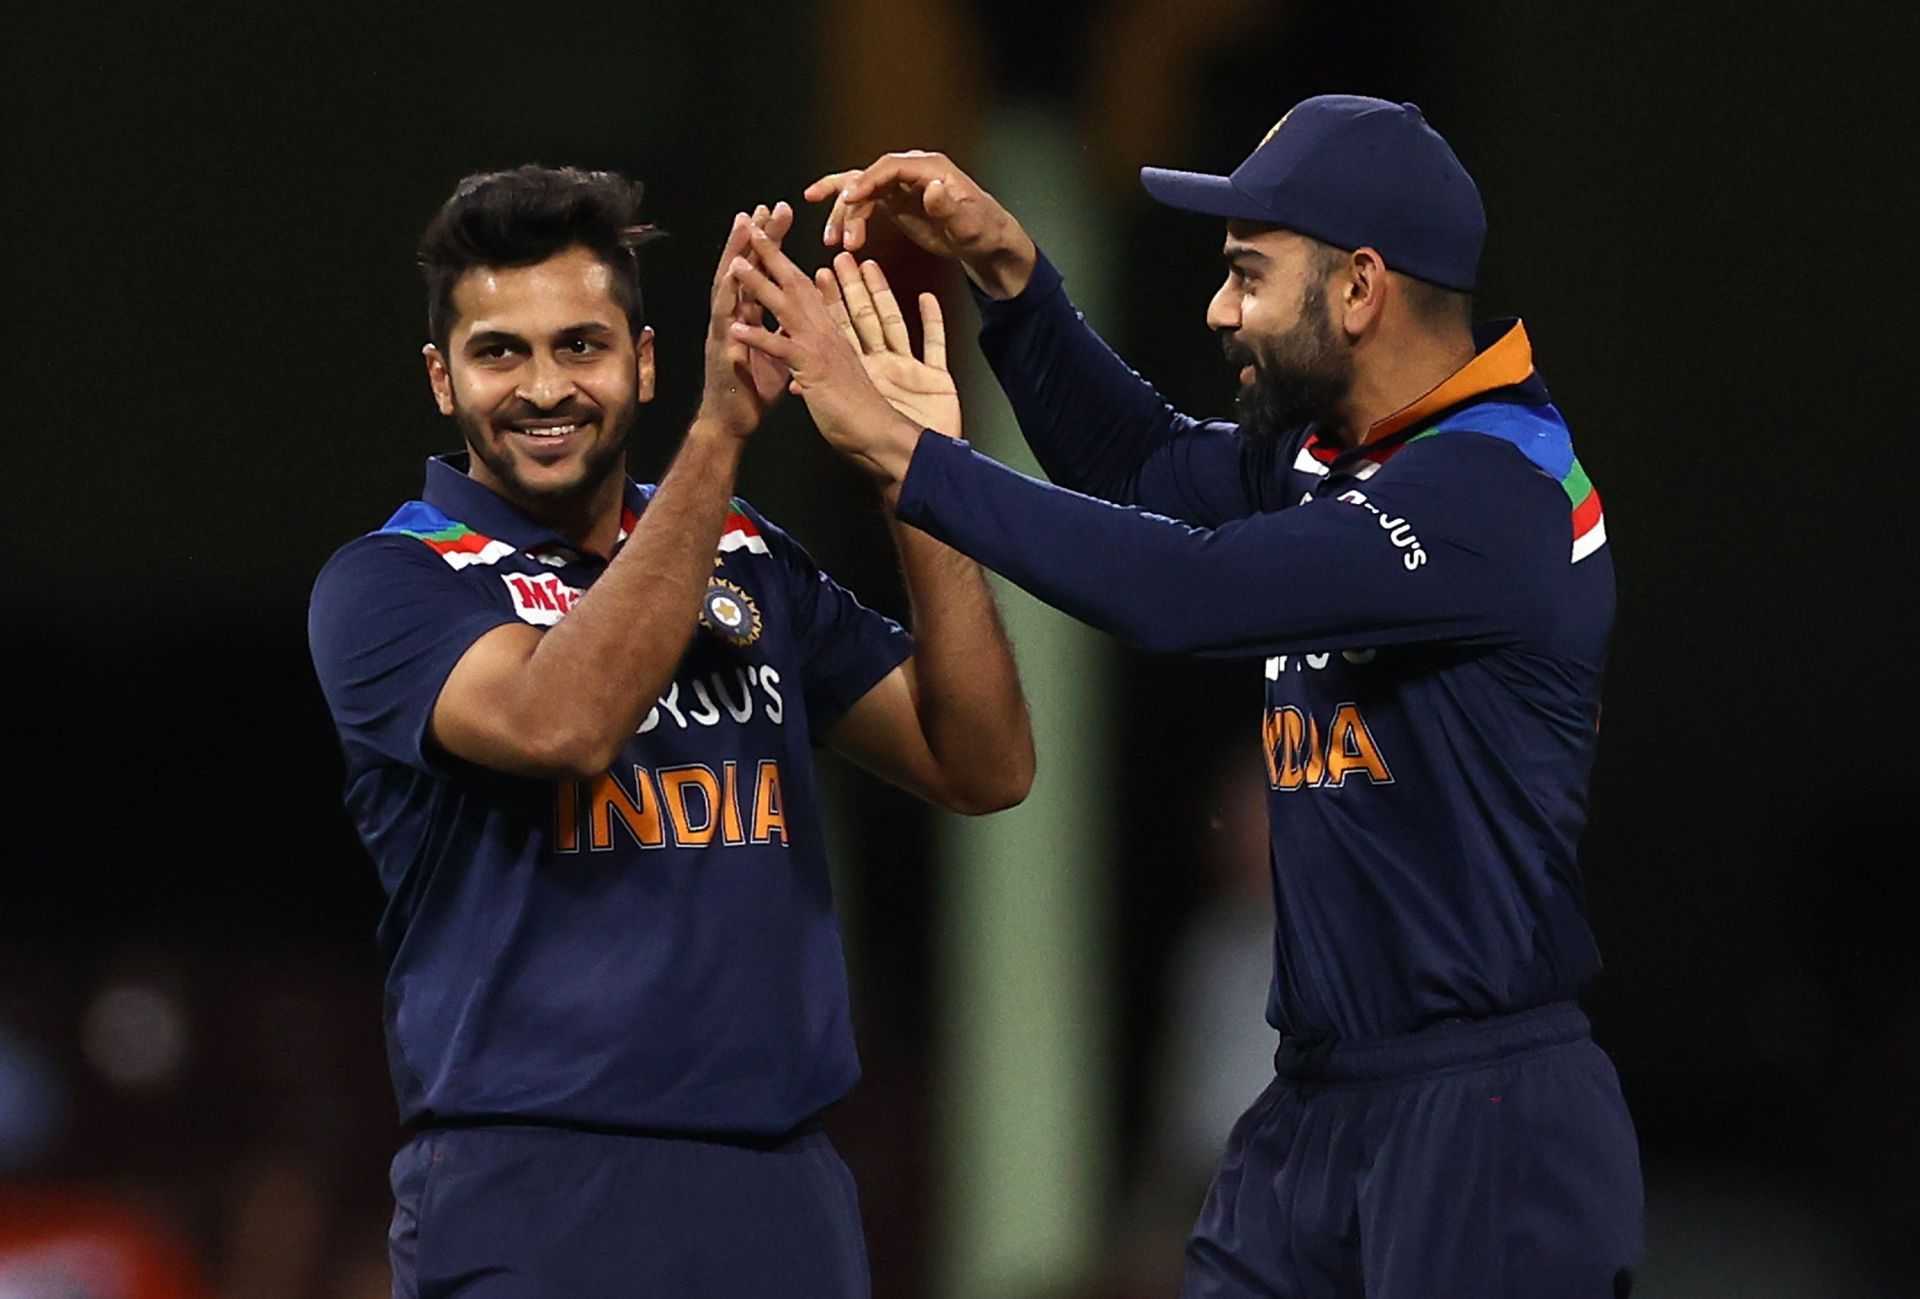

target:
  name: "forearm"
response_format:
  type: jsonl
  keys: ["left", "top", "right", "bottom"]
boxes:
{"left": 517, "top": 420, "right": 744, "bottom": 768}
{"left": 976, "top": 252, "right": 1217, "bottom": 510}
{"left": 893, "top": 431, "right": 1496, "bottom": 659}
{"left": 890, "top": 515, "right": 1034, "bottom": 808}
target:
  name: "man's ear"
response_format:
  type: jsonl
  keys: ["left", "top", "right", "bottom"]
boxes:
{"left": 1340, "top": 247, "right": 1389, "bottom": 339}
{"left": 634, "top": 326, "right": 657, "bottom": 404}
{"left": 423, "top": 343, "right": 457, "bottom": 416}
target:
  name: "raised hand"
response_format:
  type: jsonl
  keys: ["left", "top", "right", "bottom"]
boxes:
{"left": 816, "top": 252, "right": 960, "bottom": 440}
{"left": 804, "top": 151, "right": 1037, "bottom": 300}
{"left": 726, "top": 224, "right": 924, "bottom": 490}
{"left": 698, "top": 202, "right": 796, "bottom": 438}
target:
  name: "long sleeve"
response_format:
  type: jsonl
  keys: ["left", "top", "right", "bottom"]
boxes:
{"left": 973, "top": 249, "right": 1303, "bottom": 526}
{"left": 894, "top": 428, "right": 1573, "bottom": 659}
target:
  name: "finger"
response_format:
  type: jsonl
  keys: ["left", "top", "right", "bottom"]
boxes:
{"left": 817, "top": 268, "right": 861, "bottom": 352}
{"left": 729, "top": 255, "right": 791, "bottom": 316}
{"left": 764, "top": 200, "right": 795, "bottom": 245}
{"left": 740, "top": 204, "right": 791, "bottom": 323}
{"left": 923, "top": 177, "right": 958, "bottom": 219}
{"left": 711, "top": 212, "right": 750, "bottom": 291}
{"left": 832, "top": 252, "right": 886, "bottom": 353}
{"left": 811, "top": 171, "right": 863, "bottom": 247}
{"left": 729, "top": 320, "right": 799, "bottom": 362}
{"left": 733, "top": 209, "right": 774, "bottom": 322}
{"left": 919, "top": 293, "right": 947, "bottom": 372}
{"left": 805, "top": 171, "right": 859, "bottom": 203}
{"left": 745, "top": 223, "right": 812, "bottom": 291}
{"left": 833, "top": 196, "right": 877, "bottom": 251}
{"left": 841, "top": 152, "right": 940, "bottom": 203}
{"left": 861, "top": 260, "right": 913, "bottom": 354}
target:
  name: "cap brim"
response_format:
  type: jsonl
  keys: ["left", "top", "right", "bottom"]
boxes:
{"left": 1139, "top": 167, "right": 1276, "bottom": 222}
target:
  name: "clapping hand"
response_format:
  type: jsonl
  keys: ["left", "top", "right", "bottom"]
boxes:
{"left": 726, "top": 223, "right": 928, "bottom": 490}
{"left": 815, "top": 252, "right": 960, "bottom": 441}
{"left": 698, "top": 202, "right": 796, "bottom": 439}
{"left": 805, "top": 151, "right": 1037, "bottom": 300}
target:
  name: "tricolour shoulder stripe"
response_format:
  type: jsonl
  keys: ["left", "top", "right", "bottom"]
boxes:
{"left": 378, "top": 501, "right": 515, "bottom": 568}
{"left": 1572, "top": 514, "right": 1607, "bottom": 563}
{"left": 718, "top": 499, "right": 770, "bottom": 556}
{"left": 1416, "top": 401, "right": 1608, "bottom": 564}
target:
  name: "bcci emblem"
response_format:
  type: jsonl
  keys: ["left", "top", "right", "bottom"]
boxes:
{"left": 701, "top": 579, "right": 762, "bottom": 646}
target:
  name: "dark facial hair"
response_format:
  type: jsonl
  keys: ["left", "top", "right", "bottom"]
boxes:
{"left": 1229, "top": 279, "right": 1355, "bottom": 447}
{"left": 456, "top": 392, "right": 639, "bottom": 508}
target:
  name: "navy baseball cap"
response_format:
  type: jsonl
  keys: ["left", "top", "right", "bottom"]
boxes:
{"left": 1140, "top": 95, "right": 1485, "bottom": 292}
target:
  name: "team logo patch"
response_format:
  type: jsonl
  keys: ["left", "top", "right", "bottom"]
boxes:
{"left": 700, "top": 579, "right": 762, "bottom": 646}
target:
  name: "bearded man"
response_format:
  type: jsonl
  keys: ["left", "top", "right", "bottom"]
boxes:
{"left": 728, "top": 93, "right": 1643, "bottom": 1298}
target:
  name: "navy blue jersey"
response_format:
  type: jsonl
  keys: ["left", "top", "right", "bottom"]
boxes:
{"left": 893, "top": 252, "right": 1613, "bottom": 1042}
{"left": 308, "top": 456, "right": 911, "bottom": 1134}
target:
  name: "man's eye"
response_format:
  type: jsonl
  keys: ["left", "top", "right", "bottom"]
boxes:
{"left": 564, "top": 338, "right": 603, "bottom": 355}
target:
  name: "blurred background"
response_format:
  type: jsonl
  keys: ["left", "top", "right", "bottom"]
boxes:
{"left": 2, "top": 0, "right": 1913, "bottom": 1295}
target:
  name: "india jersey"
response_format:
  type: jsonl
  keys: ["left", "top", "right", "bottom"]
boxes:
{"left": 308, "top": 456, "right": 910, "bottom": 1134}
{"left": 912, "top": 251, "right": 1614, "bottom": 1042}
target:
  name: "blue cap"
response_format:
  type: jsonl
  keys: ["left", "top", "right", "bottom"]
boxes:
{"left": 1140, "top": 95, "right": 1485, "bottom": 292}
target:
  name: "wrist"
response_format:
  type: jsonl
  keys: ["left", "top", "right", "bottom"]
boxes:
{"left": 961, "top": 228, "right": 1038, "bottom": 301}
{"left": 688, "top": 405, "right": 754, "bottom": 446}
{"left": 862, "top": 412, "right": 926, "bottom": 491}
{"left": 685, "top": 413, "right": 753, "bottom": 455}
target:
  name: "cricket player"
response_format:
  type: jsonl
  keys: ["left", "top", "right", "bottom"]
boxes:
{"left": 728, "top": 95, "right": 1643, "bottom": 1296}
{"left": 307, "top": 166, "right": 1032, "bottom": 1297}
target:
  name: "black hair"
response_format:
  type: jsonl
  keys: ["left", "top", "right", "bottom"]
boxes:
{"left": 417, "top": 165, "right": 665, "bottom": 347}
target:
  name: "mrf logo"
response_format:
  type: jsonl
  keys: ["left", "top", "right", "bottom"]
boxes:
{"left": 1262, "top": 702, "right": 1393, "bottom": 791}
{"left": 503, "top": 572, "right": 584, "bottom": 626}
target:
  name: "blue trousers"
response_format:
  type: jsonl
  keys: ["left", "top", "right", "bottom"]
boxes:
{"left": 388, "top": 1122, "right": 869, "bottom": 1298}
{"left": 1184, "top": 1003, "right": 1642, "bottom": 1299}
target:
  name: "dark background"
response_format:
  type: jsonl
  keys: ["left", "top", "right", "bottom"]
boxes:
{"left": 3, "top": 1, "right": 1914, "bottom": 1294}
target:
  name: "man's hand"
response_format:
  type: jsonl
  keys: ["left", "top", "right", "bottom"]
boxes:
{"left": 817, "top": 252, "right": 960, "bottom": 441}
{"left": 727, "top": 224, "right": 925, "bottom": 491}
{"left": 698, "top": 202, "right": 796, "bottom": 439}
{"left": 805, "top": 152, "right": 1038, "bottom": 300}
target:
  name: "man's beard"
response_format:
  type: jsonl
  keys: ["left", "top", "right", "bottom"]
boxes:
{"left": 455, "top": 395, "right": 638, "bottom": 505}
{"left": 1228, "top": 283, "right": 1354, "bottom": 447}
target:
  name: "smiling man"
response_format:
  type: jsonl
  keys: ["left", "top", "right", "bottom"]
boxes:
{"left": 306, "top": 167, "right": 1032, "bottom": 1297}
{"left": 732, "top": 94, "right": 1643, "bottom": 1297}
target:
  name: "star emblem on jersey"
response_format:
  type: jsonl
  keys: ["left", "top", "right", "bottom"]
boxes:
{"left": 700, "top": 579, "right": 762, "bottom": 646}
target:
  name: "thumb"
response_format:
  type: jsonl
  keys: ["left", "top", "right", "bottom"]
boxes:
{"left": 923, "top": 178, "right": 959, "bottom": 221}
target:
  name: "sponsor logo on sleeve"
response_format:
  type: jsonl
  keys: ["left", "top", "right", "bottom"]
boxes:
{"left": 502, "top": 572, "right": 585, "bottom": 626}
{"left": 1336, "top": 489, "right": 1428, "bottom": 571}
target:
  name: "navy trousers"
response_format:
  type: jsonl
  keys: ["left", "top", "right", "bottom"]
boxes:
{"left": 1183, "top": 1003, "right": 1642, "bottom": 1299}
{"left": 388, "top": 1122, "right": 869, "bottom": 1298}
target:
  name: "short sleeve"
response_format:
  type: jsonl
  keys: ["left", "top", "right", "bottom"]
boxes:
{"left": 307, "top": 535, "right": 522, "bottom": 771}
{"left": 763, "top": 520, "right": 913, "bottom": 741}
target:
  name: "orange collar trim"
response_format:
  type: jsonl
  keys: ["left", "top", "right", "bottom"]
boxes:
{"left": 1362, "top": 320, "right": 1534, "bottom": 445}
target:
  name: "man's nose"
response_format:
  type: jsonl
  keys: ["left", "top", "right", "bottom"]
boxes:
{"left": 1205, "top": 279, "right": 1240, "bottom": 332}
{"left": 517, "top": 354, "right": 576, "bottom": 408}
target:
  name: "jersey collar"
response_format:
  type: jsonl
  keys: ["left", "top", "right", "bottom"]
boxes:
{"left": 421, "top": 453, "right": 646, "bottom": 561}
{"left": 1304, "top": 319, "right": 1541, "bottom": 467}
{"left": 1362, "top": 318, "right": 1536, "bottom": 446}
